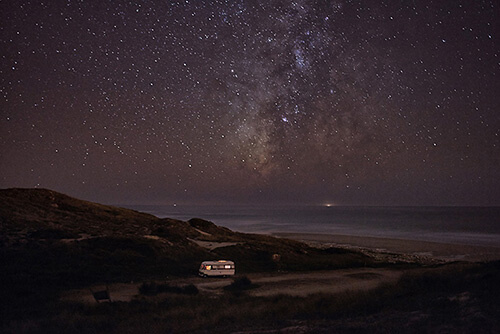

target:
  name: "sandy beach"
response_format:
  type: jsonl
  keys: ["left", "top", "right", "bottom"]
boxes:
{"left": 273, "top": 232, "right": 500, "bottom": 263}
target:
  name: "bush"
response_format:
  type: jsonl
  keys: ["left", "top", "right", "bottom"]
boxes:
{"left": 224, "top": 276, "right": 257, "bottom": 292}
{"left": 139, "top": 282, "right": 159, "bottom": 295}
{"left": 183, "top": 284, "right": 199, "bottom": 295}
{"left": 28, "top": 228, "right": 79, "bottom": 239}
{"left": 139, "top": 282, "right": 198, "bottom": 296}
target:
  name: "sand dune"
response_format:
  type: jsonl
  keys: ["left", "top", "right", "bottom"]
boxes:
{"left": 273, "top": 232, "right": 500, "bottom": 262}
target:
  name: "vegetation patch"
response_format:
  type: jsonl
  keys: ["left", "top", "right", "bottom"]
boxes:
{"left": 223, "top": 276, "right": 259, "bottom": 292}
{"left": 139, "top": 282, "right": 199, "bottom": 296}
{"left": 28, "top": 228, "right": 80, "bottom": 240}
{"left": 3, "top": 262, "right": 500, "bottom": 333}
{"left": 345, "top": 272, "right": 383, "bottom": 280}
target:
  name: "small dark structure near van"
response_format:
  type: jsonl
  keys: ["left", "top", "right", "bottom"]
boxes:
{"left": 90, "top": 286, "right": 112, "bottom": 303}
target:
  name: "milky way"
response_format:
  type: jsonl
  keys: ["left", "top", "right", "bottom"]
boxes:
{"left": 1, "top": 1, "right": 499, "bottom": 205}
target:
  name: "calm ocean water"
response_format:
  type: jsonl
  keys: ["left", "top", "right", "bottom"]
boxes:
{"left": 124, "top": 205, "right": 500, "bottom": 247}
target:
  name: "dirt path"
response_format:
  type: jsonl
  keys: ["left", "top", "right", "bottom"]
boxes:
{"left": 61, "top": 268, "right": 403, "bottom": 303}
{"left": 249, "top": 268, "right": 401, "bottom": 297}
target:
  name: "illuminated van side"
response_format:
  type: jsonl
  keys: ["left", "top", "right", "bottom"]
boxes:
{"left": 199, "top": 260, "right": 235, "bottom": 277}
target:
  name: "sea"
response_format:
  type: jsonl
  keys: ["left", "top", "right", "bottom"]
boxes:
{"left": 124, "top": 205, "right": 500, "bottom": 248}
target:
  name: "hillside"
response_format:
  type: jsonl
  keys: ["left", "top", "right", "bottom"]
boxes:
{"left": 0, "top": 188, "right": 373, "bottom": 286}
{"left": 2, "top": 189, "right": 500, "bottom": 333}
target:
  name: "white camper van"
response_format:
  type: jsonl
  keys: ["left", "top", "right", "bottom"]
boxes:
{"left": 199, "top": 260, "right": 235, "bottom": 277}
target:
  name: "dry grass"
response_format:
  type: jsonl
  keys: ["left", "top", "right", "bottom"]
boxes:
{"left": 2, "top": 262, "right": 499, "bottom": 333}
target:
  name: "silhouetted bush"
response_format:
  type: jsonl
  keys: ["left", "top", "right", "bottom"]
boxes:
{"left": 28, "top": 228, "right": 79, "bottom": 239}
{"left": 139, "top": 282, "right": 159, "bottom": 295}
{"left": 183, "top": 284, "right": 199, "bottom": 295}
{"left": 139, "top": 282, "right": 199, "bottom": 296}
{"left": 224, "top": 276, "right": 257, "bottom": 291}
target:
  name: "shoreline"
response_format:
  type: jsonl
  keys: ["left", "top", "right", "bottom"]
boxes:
{"left": 273, "top": 232, "right": 500, "bottom": 263}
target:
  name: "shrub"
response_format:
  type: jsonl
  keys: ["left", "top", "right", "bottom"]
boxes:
{"left": 224, "top": 276, "right": 257, "bottom": 292}
{"left": 139, "top": 282, "right": 159, "bottom": 295}
{"left": 183, "top": 284, "right": 199, "bottom": 295}
{"left": 139, "top": 282, "right": 199, "bottom": 296}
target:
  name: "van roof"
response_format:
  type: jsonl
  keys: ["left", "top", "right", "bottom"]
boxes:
{"left": 201, "top": 260, "right": 234, "bottom": 264}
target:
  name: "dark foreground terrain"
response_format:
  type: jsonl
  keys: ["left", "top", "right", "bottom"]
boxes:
{"left": 1, "top": 188, "right": 499, "bottom": 333}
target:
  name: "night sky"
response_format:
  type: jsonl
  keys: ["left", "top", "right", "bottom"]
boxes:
{"left": 1, "top": 1, "right": 499, "bottom": 206}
